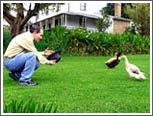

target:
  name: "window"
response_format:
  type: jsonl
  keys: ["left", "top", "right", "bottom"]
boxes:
{"left": 80, "top": 3, "right": 86, "bottom": 11}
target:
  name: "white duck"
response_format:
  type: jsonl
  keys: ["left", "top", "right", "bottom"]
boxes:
{"left": 120, "top": 55, "right": 146, "bottom": 80}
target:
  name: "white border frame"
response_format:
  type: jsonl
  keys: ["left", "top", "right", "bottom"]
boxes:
{"left": 1, "top": 1, "right": 152, "bottom": 115}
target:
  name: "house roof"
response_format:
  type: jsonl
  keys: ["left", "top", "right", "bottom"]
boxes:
{"left": 36, "top": 11, "right": 131, "bottom": 23}
{"left": 112, "top": 16, "right": 131, "bottom": 22}
{"left": 62, "top": 11, "right": 102, "bottom": 19}
{"left": 36, "top": 11, "right": 102, "bottom": 22}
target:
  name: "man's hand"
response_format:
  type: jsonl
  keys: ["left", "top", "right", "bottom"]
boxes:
{"left": 44, "top": 48, "right": 55, "bottom": 56}
{"left": 48, "top": 60, "right": 56, "bottom": 65}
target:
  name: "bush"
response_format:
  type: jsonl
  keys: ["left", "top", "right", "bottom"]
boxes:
{"left": 35, "top": 26, "right": 71, "bottom": 52}
{"left": 3, "top": 29, "right": 12, "bottom": 53}
{"left": 3, "top": 26, "right": 150, "bottom": 56}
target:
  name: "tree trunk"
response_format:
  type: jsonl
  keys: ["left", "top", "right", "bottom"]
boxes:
{"left": 11, "top": 25, "right": 24, "bottom": 38}
{"left": 11, "top": 19, "right": 24, "bottom": 38}
{"left": 3, "top": 3, "right": 63, "bottom": 38}
{"left": 3, "top": 3, "right": 40, "bottom": 39}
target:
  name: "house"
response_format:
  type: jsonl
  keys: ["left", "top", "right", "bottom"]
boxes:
{"left": 26, "top": 3, "right": 131, "bottom": 34}
{"left": 112, "top": 3, "right": 131, "bottom": 34}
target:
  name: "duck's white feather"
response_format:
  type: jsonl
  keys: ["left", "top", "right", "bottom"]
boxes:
{"left": 121, "top": 55, "right": 146, "bottom": 80}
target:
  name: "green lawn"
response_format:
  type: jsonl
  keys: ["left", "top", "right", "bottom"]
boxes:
{"left": 3, "top": 55, "right": 150, "bottom": 113}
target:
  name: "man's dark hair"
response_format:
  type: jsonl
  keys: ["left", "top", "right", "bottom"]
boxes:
{"left": 30, "top": 25, "right": 42, "bottom": 33}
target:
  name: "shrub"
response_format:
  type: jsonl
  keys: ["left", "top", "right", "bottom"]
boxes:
{"left": 3, "top": 29, "right": 12, "bottom": 53}
{"left": 3, "top": 26, "right": 150, "bottom": 56}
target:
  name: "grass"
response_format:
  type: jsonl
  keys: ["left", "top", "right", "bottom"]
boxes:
{"left": 3, "top": 98, "right": 57, "bottom": 113}
{"left": 3, "top": 55, "right": 150, "bottom": 113}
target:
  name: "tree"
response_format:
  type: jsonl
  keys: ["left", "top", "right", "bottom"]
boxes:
{"left": 102, "top": 3, "right": 114, "bottom": 16}
{"left": 124, "top": 3, "right": 150, "bottom": 36}
{"left": 96, "top": 9, "right": 111, "bottom": 32}
{"left": 102, "top": 3, "right": 132, "bottom": 18}
{"left": 3, "top": 3, "right": 64, "bottom": 38}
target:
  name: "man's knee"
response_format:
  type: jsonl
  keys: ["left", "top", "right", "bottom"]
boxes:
{"left": 27, "top": 52, "right": 40, "bottom": 68}
{"left": 26, "top": 52, "right": 37, "bottom": 60}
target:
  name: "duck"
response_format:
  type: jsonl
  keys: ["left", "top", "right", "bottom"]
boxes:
{"left": 105, "top": 51, "right": 122, "bottom": 68}
{"left": 120, "top": 55, "right": 146, "bottom": 80}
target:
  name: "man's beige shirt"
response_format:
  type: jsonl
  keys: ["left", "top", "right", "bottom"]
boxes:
{"left": 4, "top": 31, "right": 50, "bottom": 64}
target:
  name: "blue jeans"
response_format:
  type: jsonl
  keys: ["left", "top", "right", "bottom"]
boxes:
{"left": 4, "top": 52, "right": 40, "bottom": 82}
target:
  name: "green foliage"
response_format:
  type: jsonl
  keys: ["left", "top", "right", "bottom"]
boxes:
{"left": 103, "top": 3, "right": 114, "bottom": 16}
{"left": 4, "top": 98, "right": 57, "bottom": 113}
{"left": 124, "top": 3, "right": 150, "bottom": 36}
{"left": 102, "top": 3, "right": 132, "bottom": 18}
{"left": 64, "top": 28, "right": 150, "bottom": 56}
{"left": 124, "top": 23, "right": 136, "bottom": 35}
{"left": 35, "top": 26, "right": 70, "bottom": 52}
{"left": 4, "top": 26, "right": 150, "bottom": 56}
{"left": 96, "top": 9, "right": 111, "bottom": 32}
{"left": 3, "top": 28, "right": 12, "bottom": 53}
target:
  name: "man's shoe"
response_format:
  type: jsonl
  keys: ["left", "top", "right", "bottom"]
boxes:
{"left": 19, "top": 80, "right": 38, "bottom": 86}
{"left": 9, "top": 72, "right": 19, "bottom": 81}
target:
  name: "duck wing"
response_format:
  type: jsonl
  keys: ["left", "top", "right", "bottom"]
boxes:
{"left": 130, "top": 68, "right": 139, "bottom": 74}
{"left": 126, "top": 63, "right": 146, "bottom": 79}
{"left": 105, "top": 57, "right": 120, "bottom": 68}
{"left": 128, "top": 64, "right": 140, "bottom": 74}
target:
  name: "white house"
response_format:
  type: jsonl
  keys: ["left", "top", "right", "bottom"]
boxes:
{"left": 26, "top": 2, "right": 131, "bottom": 34}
